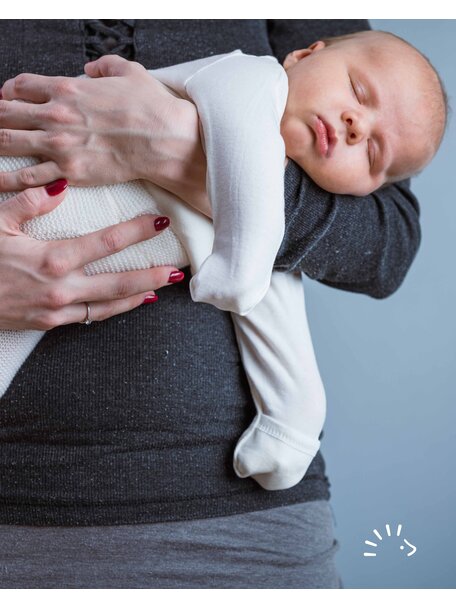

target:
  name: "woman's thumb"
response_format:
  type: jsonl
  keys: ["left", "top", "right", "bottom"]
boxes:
{"left": 84, "top": 54, "right": 134, "bottom": 78}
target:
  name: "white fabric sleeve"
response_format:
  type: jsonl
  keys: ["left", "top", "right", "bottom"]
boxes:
{"left": 149, "top": 53, "right": 238, "bottom": 98}
{"left": 182, "top": 53, "right": 289, "bottom": 316}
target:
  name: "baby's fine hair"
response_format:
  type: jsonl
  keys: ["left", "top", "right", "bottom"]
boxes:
{"left": 322, "top": 29, "right": 450, "bottom": 173}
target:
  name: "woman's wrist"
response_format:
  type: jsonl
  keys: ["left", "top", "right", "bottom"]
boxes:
{"left": 139, "top": 97, "right": 211, "bottom": 216}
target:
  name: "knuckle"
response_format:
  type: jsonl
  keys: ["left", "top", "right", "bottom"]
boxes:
{"left": 45, "top": 104, "right": 75, "bottom": 125}
{"left": 113, "top": 278, "right": 133, "bottom": 300}
{"left": 101, "top": 227, "right": 126, "bottom": 256}
{"left": 0, "top": 101, "right": 8, "bottom": 119}
{"left": 104, "top": 54, "right": 124, "bottom": 66}
{"left": 35, "top": 311, "right": 59, "bottom": 331}
{"left": 47, "top": 131, "right": 70, "bottom": 152}
{"left": 0, "top": 129, "right": 12, "bottom": 148}
{"left": 0, "top": 172, "right": 7, "bottom": 190}
{"left": 131, "top": 61, "right": 145, "bottom": 71}
{"left": 15, "top": 188, "right": 41, "bottom": 216}
{"left": 54, "top": 78, "right": 76, "bottom": 97}
{"left": 46, "top": 288, "right": 68, "bottom": 309}
{"left": 13, "top": 73, "right": 30, "bottom": 91}
{"left": 62, "top": 157, "right": 82, "bottom": 177}
{"left": 18, "top": 166, "right": 38, "bottom": 187}
{"left": 41, "top": 253, "right": 70, "bottom": 279}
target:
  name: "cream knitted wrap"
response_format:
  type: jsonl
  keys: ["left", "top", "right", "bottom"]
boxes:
{"left": 0, "top": 155, "right": 192, "bottom": 397}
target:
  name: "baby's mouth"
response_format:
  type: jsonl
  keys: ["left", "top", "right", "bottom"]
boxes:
{"left": 314, "top": 116, "right": 336, "bottom": 157}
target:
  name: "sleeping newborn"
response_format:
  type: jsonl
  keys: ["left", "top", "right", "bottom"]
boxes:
{"left": 0, "top": 30, "right": 447, "bottom": 491}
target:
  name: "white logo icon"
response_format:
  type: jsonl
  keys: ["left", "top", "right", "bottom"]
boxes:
{"left": 363, "top": 523, "right": 417, "bottom": 557}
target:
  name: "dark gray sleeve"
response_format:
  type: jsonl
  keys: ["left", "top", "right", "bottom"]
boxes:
{"left": 274, "top": 160, "right": 421, "bottom": 299}
{"left": 267, "top": 19, "right": 422, "bottom": 299}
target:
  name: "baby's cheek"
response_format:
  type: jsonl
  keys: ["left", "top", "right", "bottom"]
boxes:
{"left": 319, "top": 154, "right": 381, "bottom": 196}
{"left": 310, "top": 160, "right": 366, "bottom": 195}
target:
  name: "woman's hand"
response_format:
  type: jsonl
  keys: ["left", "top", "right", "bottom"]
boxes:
{"left": 0, "top": 181, "right": 183, "bottom": 330}
{"left": 0, "top": 55, "right": 208, "bottom": 209}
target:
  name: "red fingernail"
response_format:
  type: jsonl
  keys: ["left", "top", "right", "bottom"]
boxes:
{"left": 154, "top": 216, "right": 170, "bottom": 231}
{"left": 143, "top": 294, "right": 158, "bottom": 304}
{"left": 45, "top": 179, "right": 68, "bottom": 196}
{"left": 168, "top": 271, "right": 184, "bottom": 283}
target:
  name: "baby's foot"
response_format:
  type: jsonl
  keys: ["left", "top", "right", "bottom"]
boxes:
{"left": 233, "top": 413, "right": 320, "bottom": 491}
{"left": 190, "top": 252, "right": 269, "bottom": 316}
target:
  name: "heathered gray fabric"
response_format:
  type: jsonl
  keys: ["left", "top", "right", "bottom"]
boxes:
{"left": 0, "top": 20, "right": 421, "bottom": 526}
{"left": 0, "top": 270, "right": 330, "bottom": 526}
{"left": 0, "top": 500, "right": 341, "bottom": 589}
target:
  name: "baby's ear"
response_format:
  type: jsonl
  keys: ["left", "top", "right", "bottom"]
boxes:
{"left": 283, "top": 41, "right": 326, "bottom": 69}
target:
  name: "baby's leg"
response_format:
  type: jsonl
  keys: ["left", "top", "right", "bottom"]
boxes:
{"left": 232, "top": 271, "right": 326, "bottom": 491}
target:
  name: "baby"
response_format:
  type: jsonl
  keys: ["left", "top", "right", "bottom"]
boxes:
{"left": 0, "top": 30, "right": 446, "bottom": 490}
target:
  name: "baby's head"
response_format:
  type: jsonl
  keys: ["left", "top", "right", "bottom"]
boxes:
{"left": 280, "top": 30, "right": 448, "bottom": 196}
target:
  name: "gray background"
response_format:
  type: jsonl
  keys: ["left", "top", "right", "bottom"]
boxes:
{"left": 303, "top": 19, "right": 455, "bottom": 589}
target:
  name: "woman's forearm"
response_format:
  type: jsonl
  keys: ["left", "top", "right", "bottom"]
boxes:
{"left": 275, "top": 161, "right": 421, "bottom": 298}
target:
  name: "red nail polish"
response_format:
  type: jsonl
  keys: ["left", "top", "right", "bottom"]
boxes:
{"left": 45, "top": 179, "right": 68, "bottom": 196}
{"left": 168, "top": 271, "right": 185, "bottom": 283}
{"left": 143, "top": 294, "right": 158, "bottom": 304}
{"left": 154, "top": 216, "right": 170, "bottom": 231}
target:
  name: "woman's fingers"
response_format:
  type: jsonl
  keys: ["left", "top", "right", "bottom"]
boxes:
{"left": 0, "top": 100, "right": 44, "bottom": 130}
{"left": 53, "top": 291, "right": 159, "bottom": 328}
{"left": 0, "top": 181, "right": 67, "bottom": 229}
{"left": 40, "top": 262, "right": 184, "bottom": 330}
{"left": 1, "top": 73, "right": 57, "bottom": 103}
{"left": 87, "top": 291, "right": 159, "bottom": 322}
{"left": 52, "top": 214, "right": 172, "bottom": 272}
{"left": 0, "top": 128, "right": 45, "bottom": 157}
{"left": 0, "top": 159, "right": 61, "bottom": 192}
{"left": 74, "top": 265, "right": 183, "bottom": 304}
{"left": 84, "top": 55, "right": 144, "bottom": 78}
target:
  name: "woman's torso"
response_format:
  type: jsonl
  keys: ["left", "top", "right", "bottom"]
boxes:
{"left": 0, "top": 20, "right": 330, "bottom": 526}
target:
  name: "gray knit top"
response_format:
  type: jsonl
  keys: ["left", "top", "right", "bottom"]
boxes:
{"left": 0, "top": 20, "right": 421, "bottom": 526}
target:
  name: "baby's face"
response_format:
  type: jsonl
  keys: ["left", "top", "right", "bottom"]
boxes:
{"left": 280, "top": 32, "right": 437, "bottom": 196}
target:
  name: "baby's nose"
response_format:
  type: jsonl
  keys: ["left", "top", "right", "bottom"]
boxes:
{"left": 343, "top": 112, "right": 367, "bottom": 144}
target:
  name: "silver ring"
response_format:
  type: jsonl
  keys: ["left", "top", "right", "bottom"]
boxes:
{"left": 80, "top": 302, "right": 92, "bottom": 325}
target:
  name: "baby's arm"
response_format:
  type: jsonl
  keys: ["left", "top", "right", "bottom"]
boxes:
{"left": 231, "top": 270, "right": 326, "bottom": 490}
{"left": 182, "top": 52, "right": 289, "bottom": 316}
